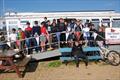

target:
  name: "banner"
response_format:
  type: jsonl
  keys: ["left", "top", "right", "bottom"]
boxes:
{"left": 105, "top": 28, "right": 120, "bottom": 44}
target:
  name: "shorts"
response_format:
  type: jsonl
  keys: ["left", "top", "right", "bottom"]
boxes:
{"left": 40, "top": 34, "right": 46, "bottom": 42}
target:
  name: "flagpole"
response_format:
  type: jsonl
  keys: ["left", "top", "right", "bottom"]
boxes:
{"left": 3, "top": 0, "right": 5, "bottom": 16}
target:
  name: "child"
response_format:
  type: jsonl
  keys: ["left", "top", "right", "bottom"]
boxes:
{"left": 72, "top": 41, "right": 88, "bottom": 68}
{"left": 9, "top": 28, "right": 17, "bottom": 49}
{"left": 40, "top": 33, "right": 46, "bottom": 52}
{"left": 40, "top": 22, "right": 48, "bottom": 52}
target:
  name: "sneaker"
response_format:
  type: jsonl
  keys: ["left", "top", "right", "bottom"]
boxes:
{"left": 47, "top": 47, "right": 53, "bottom": 51}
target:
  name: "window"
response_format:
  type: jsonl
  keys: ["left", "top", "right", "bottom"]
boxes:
{"left": 91, "top": 19, "right": 100, "bottom": 30}
{"left": 9, "top": 21, "right": 18, "bottom": 25}
{"left": 20, "top": 20, "right": 28, "bottom": 24}
{"left": 112, "top": 18, "right": 120, "bottom": 28}
{"left": 102, "top": 19, "right": 110, "bottom": 27}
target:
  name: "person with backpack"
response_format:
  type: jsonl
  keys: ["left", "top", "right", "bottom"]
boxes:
{"left": 74, "top": 19, "right": 83, "bottom": 42}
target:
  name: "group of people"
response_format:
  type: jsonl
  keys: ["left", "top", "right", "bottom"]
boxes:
{"left": 9, "top": 17, "right": 105, "bottom": 54}
{"left": 7, "top": 17, "right": 106, "bottom": 68}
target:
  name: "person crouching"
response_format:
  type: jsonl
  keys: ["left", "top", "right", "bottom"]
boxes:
{"left": 72, "top": 41, "right": 88, "bottom": 68}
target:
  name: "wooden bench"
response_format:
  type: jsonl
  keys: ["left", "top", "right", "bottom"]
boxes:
{"left": 15, "top": 57, "right": 31, "bottom": 67}
{"left": 15, "top": 56, "right": 31, "bottom": 76}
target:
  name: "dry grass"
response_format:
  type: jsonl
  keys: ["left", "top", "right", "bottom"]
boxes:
{"left": 0, "top": 60, "right": 120, "bottom": 80}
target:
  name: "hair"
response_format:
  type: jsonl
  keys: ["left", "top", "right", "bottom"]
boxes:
{"left": 44, "top": 17, "right": 47, "bottom": 19}
{"left": 26, "top": 22, "right": 30, "bottom": 25}
{"left": 34, "top": 21, "right": 38, "bottom": 24}
{"left": 12, "top": 28, "right": 16, "bottom": 32}
{"left": 41, "top": 22, "right": 45, "bottom": 25}
{"left": 18, "top": 28, "right": 22, "bottom": 30}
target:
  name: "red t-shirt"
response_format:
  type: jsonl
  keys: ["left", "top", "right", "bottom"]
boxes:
{"left": 41, "top": 26, "right": 47, "bottom": 34}
{"left": 25, "top": 26, "right": 32, "bottom": 32}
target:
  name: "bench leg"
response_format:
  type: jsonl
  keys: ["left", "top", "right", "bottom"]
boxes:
{"left": 13, "top": 66, "right": 22, "bottom": 78}
{"left": 8, "top": 58, "right": 22, "bottom": 78}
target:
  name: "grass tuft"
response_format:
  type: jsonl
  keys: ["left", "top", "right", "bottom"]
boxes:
{"left": 48, "top": 61, "right": 62, "bottom": 67}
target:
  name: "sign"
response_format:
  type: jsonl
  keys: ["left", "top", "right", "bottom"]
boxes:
{"left": 105, "top": 28, "right": 120, "bottom": 44}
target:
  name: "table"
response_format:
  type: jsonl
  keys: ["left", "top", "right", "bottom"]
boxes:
{"left": 0, "top": 50, "right": 22, "bottom": 78}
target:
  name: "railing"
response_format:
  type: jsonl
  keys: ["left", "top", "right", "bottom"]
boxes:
{"left": 0, "top": 31, "right": 106, "bottom": 54}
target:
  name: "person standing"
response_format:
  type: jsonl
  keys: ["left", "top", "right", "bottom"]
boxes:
{"left": 40, "top": 22, "right": 48, "bottom": 52}
{"left": 25, "top": 22, "right": 32, "bottom": 54}
{"left": 47, "top": 20, "right": 53, "bottom": 50}
{"left": 74, "top": 19, "right": 83, "bottom": 42}
{"left": 32, "top": 21, "right": 41, "bottom": 53}
{"left": 17, "top": 28, "right": 25, "bottom": 50}
{"left": 9, "top": 28, "right": 17, "bottom": 49}
{"left": 42, "top": 17, "right": 49, "bottom": 29}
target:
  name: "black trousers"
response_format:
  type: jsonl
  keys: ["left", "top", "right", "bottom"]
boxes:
{"left": 74, "top": 53, "right": 88, "bottom": 67}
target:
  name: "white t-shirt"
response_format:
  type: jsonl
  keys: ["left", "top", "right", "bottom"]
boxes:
{"left": 82, "top": 27, "right": 90, "bottom": 37}
{"left": 9, "top": 33, "right": 17, "bottom": 42}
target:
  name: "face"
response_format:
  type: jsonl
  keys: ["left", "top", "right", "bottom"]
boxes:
{"left": 64, "top": 22, "right": 67, "bottom": 25}
{"left": 47, "top": 21, "right": 51, "bottom": 25}
{"left": 12, "top": 30, "right": 16, "bottom": 33}
{"left": 75, "top": 42, "right": 79, "bottom": 46}
{"left": 53, "top": 23, "right": 56, "bottom": 27}
{"left": 60, "top": 18, "right": 64, "bottom": 23}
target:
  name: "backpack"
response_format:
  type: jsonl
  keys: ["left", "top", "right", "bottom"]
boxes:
{"left": 75, "top": 26, "right": 81, "bottom": 32}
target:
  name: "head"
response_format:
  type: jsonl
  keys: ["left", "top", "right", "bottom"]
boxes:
{"left": 18, "top": 28, "right": 22, "bottom": 32}
{"left": 64, "top": 21, "right": 68, "bottom": 26}
{"left": 41, "top": 22, "right": 45, "bottom": 27}
{"left": 34, "top": 21, "right": 38, "bottom": 26}
{"left": 76, "top": 19, "right": 80, "bottom": 25}
{"left": 12, "top": 28, "right": 16, "bottom": 33}
{"left": 53, "top": 19, "right": 56, "bottom": 23}
{"left": 71, "top": 20, "right": 74, "bottom": 23}
{"left": 44, "top": 17, "right": 47, "bottom": 21}
{"left": 59, "top": 18, "right": 64, "bottom": 23}
{"left": 74, "top": 41, "right": 79, "bottom": 46}
{"left": 47, "top": 20, "right": 51, "bottom": 25}
{"left": 91, "top": 24, "right": 95, "bottom": 29}
{"left": 26, "top": 22, "right": 30, "bottom": 26}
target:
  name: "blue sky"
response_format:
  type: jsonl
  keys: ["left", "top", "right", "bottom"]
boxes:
{"left": 0, "top": 0, "right": 120, "bottom": 16}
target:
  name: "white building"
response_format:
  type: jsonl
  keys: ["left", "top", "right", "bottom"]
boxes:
{"left": 3, "top": 10, "right": 120, "bottom": 35}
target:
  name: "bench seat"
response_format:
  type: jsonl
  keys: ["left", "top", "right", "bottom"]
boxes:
{"left": 15, "top": 57, "right": 31, "bottom": 67}
{"left": 82, "top": 47, "right": 100, "bottom": 52}
{"left": 59, "top": 47, "right": 102, "bottom": 62}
